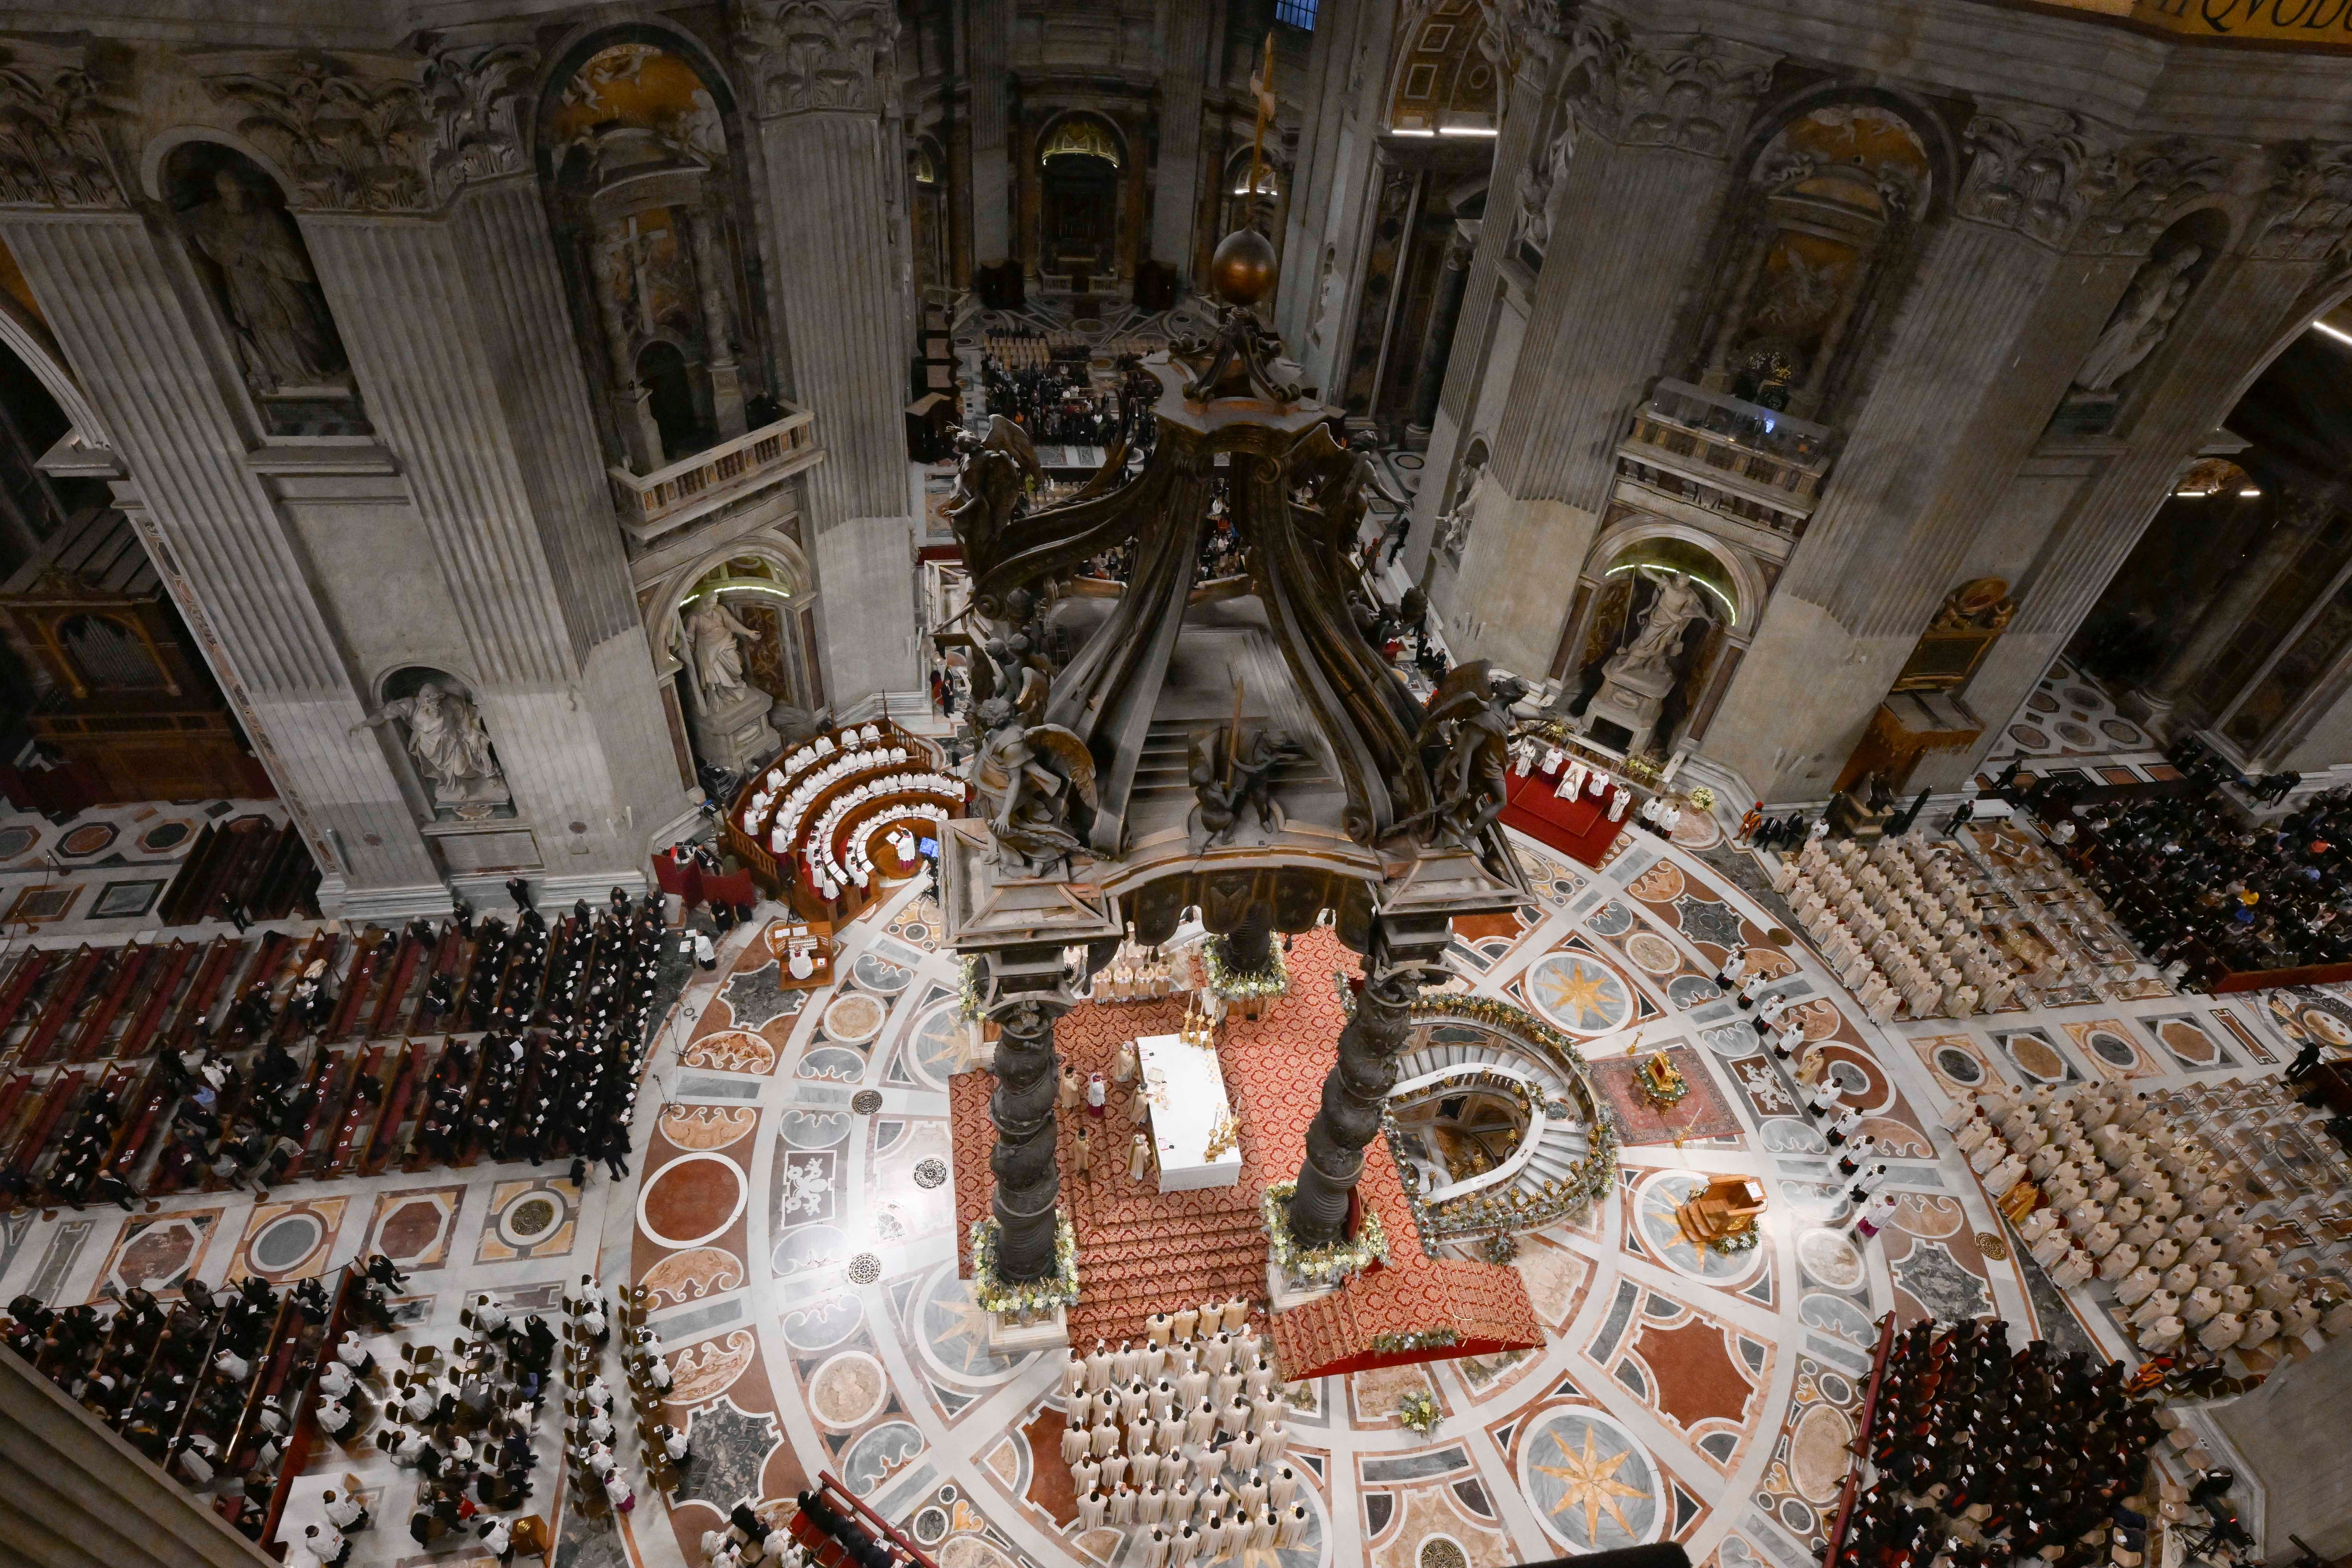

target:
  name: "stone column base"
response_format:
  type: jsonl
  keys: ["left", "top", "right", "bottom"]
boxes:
{"left": 2121, "top": 687, "right": 2179, "bottom": 734}
{"left": 986, "top": 1304, "right": 1069, "bottom": 1353}
{"left": 1266, "top": 1261, "right": 1343, "bottom": 1312}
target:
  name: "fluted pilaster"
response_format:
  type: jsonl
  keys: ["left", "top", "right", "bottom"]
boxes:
{"left": 1152, "top": 0, "right": 1219, "bottom": 274}
{"left": 1487, "top": 23, "right": 1778, "bottom": 511}
{"left": 300, "top": 195, "right": 680, "bottom": 872}
{"left": 741, "top": 0, "right": 920, "bottom": 708}
{"left": 0, "top": 211, "right": 433, "bottom": 893}
{"left": 1773, "top": 218, "right": 2087, "bottom": 636}
{"left": 966, "top": 0, "right": 1012, "bottom": 262}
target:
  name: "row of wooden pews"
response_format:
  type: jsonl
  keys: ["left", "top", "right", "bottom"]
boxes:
{"left": 0, "top": 899, "right": 668, "bottom": 1207}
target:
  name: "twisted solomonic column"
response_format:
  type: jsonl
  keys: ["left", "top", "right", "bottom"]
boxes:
{"left": 987, "top": 995, "right": 1068, "bottom": 1280}
{"left": 1286, "top": 956, "right": 1422, "bottom": 1249}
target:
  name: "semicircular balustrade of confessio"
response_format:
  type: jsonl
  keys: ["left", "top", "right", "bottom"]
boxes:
{"left": 1380, "top": 996, "right": 1620, "bottom": 1244}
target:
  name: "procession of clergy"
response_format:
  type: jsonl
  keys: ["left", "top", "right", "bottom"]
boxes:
{"left": 1050, "top": 1300, "right": 1311, "bottom": 1566}
{"left": 1944, "top": 1079, "right": 2352, "bottom": 1357}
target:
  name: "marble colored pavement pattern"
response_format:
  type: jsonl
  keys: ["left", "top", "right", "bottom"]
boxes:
{"left": 0, "top": 808, "right": 2304, "bottom": 1568}
{"left": 678, "top": 827, "right": 2089, "bottom": 1568}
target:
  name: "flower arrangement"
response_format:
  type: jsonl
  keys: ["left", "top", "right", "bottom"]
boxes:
{"left": 1687, "top": 784, "right": 1716, "bottom": 812}
{"left": 969, "top": 1211, "right": 1079, "bottom": 1318}
{"left": 1396, "top": 1389, "right": 1442, "bottom": 1435}
{"left": 1203, "top": 939, "right": 1289, "bottom": 1003}
{"left": 1262, "top": 1179, "right": 1388, "bottom": 1288}
{"left": 1707, "top": 1224, "right": 1761, "bottom": 1258}
{"left": 1482, "top": 1232, "right": 1521, "bottom": 1265}
{"left": 1372, "top": 1327, "right": 1461, "bottom": 1354}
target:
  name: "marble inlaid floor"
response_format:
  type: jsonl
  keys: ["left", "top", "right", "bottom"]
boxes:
{"left": 1, "top": 812, "right": 2323, "bottom": 1568}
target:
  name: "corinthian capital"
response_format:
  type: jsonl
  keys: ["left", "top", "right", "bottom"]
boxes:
{"left": 1956, "top": 104, "right": 2108, "bottom": 247}
{"left": 200, "top": 51, "right": 428, "bottom": 212}
{"left": 1562, "top": 18, "right": 1778, "bottom": 158}
{"left": 736, "top": 0, "right": 901, "bottom": 120}
{"left": 0, "top": 47, "right": 125, "bottom": 210}
{"left": 2252, "top": 141, "right": 2352, "bottom": 263}
{"left": 421, "top": 42, "right": 539, "bottom": 204}
{"left": 2074, "top": 136, "right": 2239, "bottom": 256}
{"left": 1477, "top": 0, "right": 1570, "bottom": 80}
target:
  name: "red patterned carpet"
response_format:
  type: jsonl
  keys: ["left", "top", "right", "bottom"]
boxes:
{"left": 950, "top": 928, "right": 1539, "bottom": 1364}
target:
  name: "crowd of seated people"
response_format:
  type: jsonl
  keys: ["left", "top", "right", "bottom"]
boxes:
{"left": 368, "top": 1275, "right": 551, "bottom": 1553}
{"left": 0, "top": 886, "right": 671, "bottom": 1218}
{"left": 6, "top": 1272, "right": 335, "bottom": 1544}
{"left": 980, "top": 345, "right": 1123, "bottom": 446}
{"left": 2065, "top": 788, "right": 2352, "bottom": 982}
{"left": 1834, "top": 1319, "right": 2167, "bottom": 1568}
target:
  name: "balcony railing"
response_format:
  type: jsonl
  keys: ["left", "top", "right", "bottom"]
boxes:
{"left": 608, "top": 405, "right": 823, "bottom": 541}
{"left": 1621, "top": 378, "right": 1835, "bottom": 524}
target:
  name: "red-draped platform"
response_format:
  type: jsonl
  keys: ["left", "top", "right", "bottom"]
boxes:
{"left": 1501, "top": 768, "right": 1629, "bottom": 868}
{"left": 949, "top": 927, "right": 1540, "bottom": 1375}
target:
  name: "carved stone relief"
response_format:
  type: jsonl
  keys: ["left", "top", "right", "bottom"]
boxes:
{"left": 735, "top": 0, "right": 902, "bottom": 121}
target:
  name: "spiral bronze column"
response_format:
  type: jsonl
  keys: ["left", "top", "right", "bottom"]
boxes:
{"left": 986, "top": 995, "right": 1068, "bottom": 1280}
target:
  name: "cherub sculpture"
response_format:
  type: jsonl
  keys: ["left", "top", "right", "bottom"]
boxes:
{"left": 968, "top": 690, "right": 1098, "bottom": 873}
{"left": 1400, "top": 659, "right": 1527, "bottom": 854}
{"left": 946, "top": 414, "right": 1045, "bottom": 577}
{"left": 1187, "top": 727, "right": 1306, "bottom": 845}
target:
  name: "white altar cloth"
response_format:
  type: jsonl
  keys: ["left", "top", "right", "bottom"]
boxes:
{"left": 1135, "top": 1032, "right": 1243, "bottom": 1191}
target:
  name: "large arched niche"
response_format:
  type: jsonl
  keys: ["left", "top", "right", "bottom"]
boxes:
{"left": 645, "top": 541, "right": 820, "bottom": 773}
{"left": 1557, "top": 523, "right": 1760, "bottom": 756}
{"left": 2052, "top": 205, "right": 2233, "bottom": 440}
{"left": 1677, "top": 91, "right": 1952, "bottom": 426}
{"left": 534, "top": 25, "right": 769, "bottom": 476}
{"left": 1034, "top": 112, "right": 1126, "bottom": 277}
{"left": 157, "top": 138, "right": 368, "bottom": 436}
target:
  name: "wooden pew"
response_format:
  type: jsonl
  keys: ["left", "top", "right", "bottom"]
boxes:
{"left": 67, "top": 942, "right": 151, "bottom": 1062}
{"left": 0, "top": 944, "right": 54, "bottom": 1039}
{"left": 277, "top": 1046, "right": 340, "bottom": 1182}
{"left": 117, "top": 939, "right": 196, "bottom": 1060}
{"left": 106, "top": 1060, "right": 178, "bottom": 1181}
{"left": 21, "top": 945, "right": 102, "bottom": 1065}
{"left": 7, "top": 1067, "right": 86, "bottom": 1178}
{"left": 327, "top": 1045, "right": 391, "bottom": 1175}
{"left": 322, "top": 929, "right": 380, "bottom": 1043}
{"left": 360, "top": 1041, "right": 423, "bottom": 1176}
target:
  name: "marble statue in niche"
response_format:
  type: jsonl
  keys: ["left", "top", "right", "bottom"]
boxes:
{"left": 2074, "top": 244, "right": 2203, "bottom": 392}
{"left": 686, "top": 594, "right": 759, "bottom": 700}
{"left": 1435, "top": 449, "right": 1489, "bottom": 565}
{"left": 1610, "top": 567, "right": 1711, "bottom": 681}
{"left": 178, "top": 168, "right": 348, "bottom": 395}
{"left": 355, "top": 680, "right": 508, "bottom": 807}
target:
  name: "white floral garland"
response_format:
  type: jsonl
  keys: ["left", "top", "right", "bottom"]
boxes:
{"left": 1203, "top": 939, "right": 1289, "bottom": 1002}
{"left": 969, "top": 1212, "right": 1079, "bottom": 1317}
{"left": 1262, "top": 1179, "right": 1388, "bottom": 1288}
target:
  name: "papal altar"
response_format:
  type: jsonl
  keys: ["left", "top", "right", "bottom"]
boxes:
{"left": 1135, "top": 1031, "right": 1244, "bottom": 1192}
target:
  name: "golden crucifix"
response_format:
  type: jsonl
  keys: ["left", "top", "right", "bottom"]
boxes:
{"left": 1247, "top": 33, "right": 1277, "bottom": 216}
